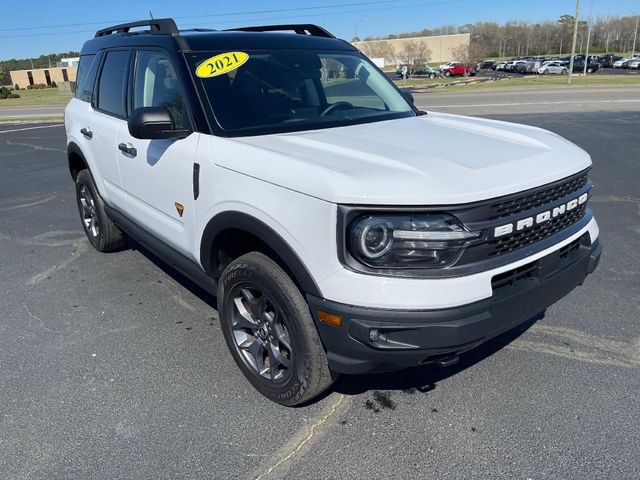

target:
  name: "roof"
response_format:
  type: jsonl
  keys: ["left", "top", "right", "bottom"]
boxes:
{"left": 80, "top": 19, "right": 355, "bottom": 55}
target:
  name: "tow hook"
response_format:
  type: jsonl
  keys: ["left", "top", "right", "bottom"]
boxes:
{"left": 434, "top": 354, "right": 459, "bottom": 368}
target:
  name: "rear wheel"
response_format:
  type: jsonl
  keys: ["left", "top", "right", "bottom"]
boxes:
{"left": 75, "top": 170, "right": 124, "bottom": 252}
{"left": 587, "top": 67, "right": 594, "bottom": 73}
{"left": 562, "top": 68, "right": 568, "bottom": 75}
{"left": 218, "top": 252, "right": 333, "bottom": 406}
{"left": 429, "top": 73, "right": 436, "bottom": 79}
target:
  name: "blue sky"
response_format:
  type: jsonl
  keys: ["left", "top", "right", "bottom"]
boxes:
{"left": 0, "top": 0, "right": 637, "bottom": 59}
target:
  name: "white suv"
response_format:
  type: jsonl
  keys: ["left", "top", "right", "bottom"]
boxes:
{"left": 65, "top": 19, "right": 602, "bottom": 405}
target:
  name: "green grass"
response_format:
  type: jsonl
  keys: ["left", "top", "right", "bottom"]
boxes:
{"left": 0, "top": 87, "right": 72, "bottom": 107}
{"left": 394, "top": 73, "right": 640, "bottom": 91}
{"left": 0, "top": 116, "right": 63, "bottom": 123}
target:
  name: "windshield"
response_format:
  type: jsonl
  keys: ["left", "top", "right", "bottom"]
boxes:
{"left": 189, "top": 49, "right": 415, "bottom": 136}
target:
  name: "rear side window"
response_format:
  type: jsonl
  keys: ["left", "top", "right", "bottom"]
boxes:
{"left": 74, "top": 54, "right": 98, "bottom": 102}
{"left": 96, "top": 50, "right": 130, "bottom": 117}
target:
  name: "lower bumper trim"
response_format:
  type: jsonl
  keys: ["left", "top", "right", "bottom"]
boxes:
{"left": 308, "top": 235, "right": 601, "bottom": 374}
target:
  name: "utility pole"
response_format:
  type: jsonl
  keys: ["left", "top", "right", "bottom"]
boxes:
{"left": 632, "top": 13, "right": 639, "bottom": 57}
{"left": 583, "top": 0, "right": 594, "bottom": 75}
{"left": 568, "top": 0, "right": 580, "bottom": 84}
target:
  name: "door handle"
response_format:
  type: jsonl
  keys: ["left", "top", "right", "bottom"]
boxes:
{"left": 118, "top": 143, "right": 137, "bottom": 157}
{"left": 80, "top": 127, "right": 93, "bottom": 139}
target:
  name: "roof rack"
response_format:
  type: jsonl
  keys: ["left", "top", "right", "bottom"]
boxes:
{"left": 225, "top": 24, "right": 335, "bottom": 38}
{"left": 95, "top": 18, "right": 179, "bottom": 38}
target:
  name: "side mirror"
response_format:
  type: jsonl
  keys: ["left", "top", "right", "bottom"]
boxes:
{"left": 128, "top": 107, "right": 190, "bottom": 140}
{"left": 400, "top": 88, "right": 414, "bottom": 105}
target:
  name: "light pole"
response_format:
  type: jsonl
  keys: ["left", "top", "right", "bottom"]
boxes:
{"left": 568, "top": 0, "right": 580, "bottom": 84}
{"left": 631, "top": 10, "right": 639, "bottom": 57}
{"left": 583, "top": 0, "right": 594, "bottom": 75}
{"left": 499, "top": 35, "right": 510, "bottom": 61}
{"left": 559, "top": 36, "right": 563, "bottom": 56}
{"left": 354, "top": 17, "right": 368, "bottom": 41}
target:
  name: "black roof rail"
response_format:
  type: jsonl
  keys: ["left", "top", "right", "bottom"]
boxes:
{"left": 225, "top": 24, "right": 335, "bottom": 38}
{"left": 95, "top": 18, "right": 179, "bottom": 38}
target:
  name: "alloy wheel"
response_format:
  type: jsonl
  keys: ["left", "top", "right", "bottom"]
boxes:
{"left": 79, "top": 184, "right": 99, "bottom": 237}
{"left": 229, "top": 285, "right": 293, "bottom": 384}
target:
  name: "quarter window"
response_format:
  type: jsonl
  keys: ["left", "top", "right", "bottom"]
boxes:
{"left": 133, "top": 50, "right": 189, "bottom": 130}
{"left": 96, "top": 50, "right": 129, "bottom": 117}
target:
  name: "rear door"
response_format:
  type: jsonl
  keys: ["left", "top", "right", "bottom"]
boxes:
{"left": 115, "top": 48, "right": 199, "bottom": 256}
{"left": 84, "top": 49, "right": 131, "bottom": 205}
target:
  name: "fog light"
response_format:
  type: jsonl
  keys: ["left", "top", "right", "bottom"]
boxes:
{"left": 369, "top": 329, "right": 380, "bottom": 342}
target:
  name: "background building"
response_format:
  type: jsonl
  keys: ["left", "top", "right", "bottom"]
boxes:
{"left": 353, "top": 33, "right": 470, "bottom": 65}
{"left": 10, "top": 66, "right": 77, "bottom": 89}
{"left": 57, "top": 57, "right": 80, "bottom": 68}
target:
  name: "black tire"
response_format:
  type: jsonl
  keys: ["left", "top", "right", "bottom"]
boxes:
{"left": 587, "top": 67, "right": 594, "bottom": 73}
{"left": 542, "top": 69, "right": 549, "bottom": 75}
{"left": 217, "top": 252, "right": 333, "bottom": 406}
{"left": 429, "top": 73, "right": 435, "bottom": 79}
{"left": 444, "top": 70, "right": 451, "bottom": 77}
{"left": 75, "top": 169, "right": 125, "bottom": 252}
{"left": 562, "top": 68, "right": 568, "bottom": 75}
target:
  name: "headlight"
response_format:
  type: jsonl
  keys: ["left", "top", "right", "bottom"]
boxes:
{"left": 347, "top": 214, "right": 481, "bottom": 269}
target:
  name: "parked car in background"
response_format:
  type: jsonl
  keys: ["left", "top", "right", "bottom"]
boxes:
{"left": 572, "top": 61, "right": 599, "bottom": 73}
{"left": 439, "top": 61, "right": 458, "bottom": 70}
{"left": 599, "top": 54, "right": 623, "bottom": 68}
{"left": 477, "top": 60, "right": 496, "bottom": 70}
{"left": 395, "top": 64, "right": 442, "bottom": 79}
{"left": 516, "top": 61, "right": 541, "bottom": 74}
{"left": 495, "top": 62, "right": 507, "bottom": 71}
{"left": 538, "top": 61, "right": 568, "bottom": 75}
{"left": 628, "top": 58, "right": 640, "bottom": 69}
{"left": 613, "top": 58, "right": 631, "bottom": 68}
{"left": 440, "top": 62, "right": 477, "bottom": 77}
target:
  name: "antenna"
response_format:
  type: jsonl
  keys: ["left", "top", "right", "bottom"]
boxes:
{"left": 149, "top": 10, "right": 154, "bottom": 19}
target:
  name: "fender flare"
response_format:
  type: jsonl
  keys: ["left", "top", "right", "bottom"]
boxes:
{"left": 67, "top": 141, "right": 89, "bottom": 179}
{"left": 200, "top": 211, "right": 322, "bottom": 298}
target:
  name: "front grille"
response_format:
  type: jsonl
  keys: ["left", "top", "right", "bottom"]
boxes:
{"left": 490, "top": 234, "right": 586, "bottom": 298}
{"left": 488, "top": 172, "right": 589, "bottom": 220}
{"left": 490, "top": 204, "right": 587, "bottom": 256}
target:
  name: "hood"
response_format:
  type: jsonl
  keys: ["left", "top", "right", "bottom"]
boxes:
{"left": 214, "top": 113, "right": 591, "bottom": 205}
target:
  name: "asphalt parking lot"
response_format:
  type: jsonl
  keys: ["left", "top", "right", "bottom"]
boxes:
{"left": 1, "top": 105, "right": 639, "bottom": 478}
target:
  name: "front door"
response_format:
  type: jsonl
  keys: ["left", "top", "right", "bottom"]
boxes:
{"left": 116, "top": 49, "right": 199, "bottom": 256}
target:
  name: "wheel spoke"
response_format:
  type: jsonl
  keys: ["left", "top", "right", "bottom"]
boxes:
{"left": 233, "top": 296, "right": 258, "bottom": 331}
{"left": 89, "top": 216, "right": 99, "bottom": 236}
{"left": 274, "top": 322, "right": 292, "bottom": 353}
{"left": 240, "top": 337, "right": 265, "bottom": 372}
{"left": 268, "top": 342, "right": 290, "bottom": 369}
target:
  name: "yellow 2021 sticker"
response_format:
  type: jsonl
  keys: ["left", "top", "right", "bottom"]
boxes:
{"left": 196, "top": 52, "right": 249, "bottom": 78}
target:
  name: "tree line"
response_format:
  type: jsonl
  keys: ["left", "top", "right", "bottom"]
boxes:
{"left": 357, "top": 14, "right": 640, "bottom": 59}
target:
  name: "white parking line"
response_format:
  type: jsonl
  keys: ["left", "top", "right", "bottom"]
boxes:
{"left": 0, "top": 124, "right": 64, "bottom": 134}
{"left": 419, "top": 99, "right": 640, "bottom": 108}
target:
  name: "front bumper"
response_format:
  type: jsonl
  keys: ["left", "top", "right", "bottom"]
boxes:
{"left": 308, "top": 233, "right": 601, "bottom": 375}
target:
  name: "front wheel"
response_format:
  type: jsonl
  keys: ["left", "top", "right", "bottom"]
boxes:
{"left": 587, "top": 67, "right": 594, "bottom": 73}
{"left": 217, "top": 252, "right": 333, "bottom": 406}
{"left": 429, "top": 73, "right": 436, "bottom": 79}
{"left": 444, "top": 70, "right": 451, "bottom": 77}
{"left": 562, "top": 68, "right": 568, "bottom": 75}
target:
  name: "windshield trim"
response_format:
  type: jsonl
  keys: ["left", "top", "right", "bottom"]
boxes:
{"left": 187, "top": 48, "right": 418, "bottom": 138}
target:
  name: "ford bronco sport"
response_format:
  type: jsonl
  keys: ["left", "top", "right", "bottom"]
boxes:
{"left": 65, "top": 19, "right": 601, "bottom": 405}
